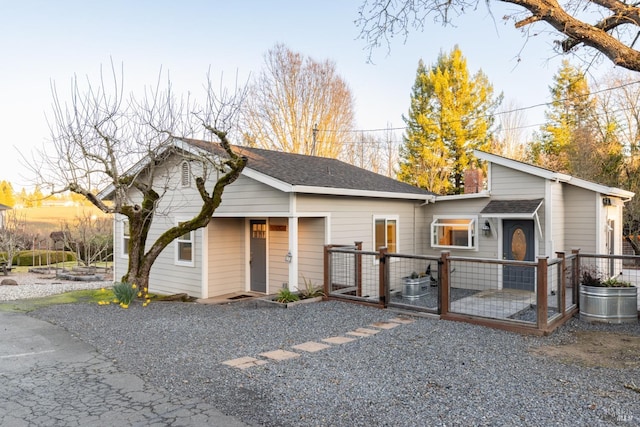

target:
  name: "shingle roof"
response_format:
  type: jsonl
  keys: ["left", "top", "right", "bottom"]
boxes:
{"left": 182, "top": 139, "right": 434, "bottom": 197}
{"left": 480, "top": 199, "right": 544, "bottom": 215}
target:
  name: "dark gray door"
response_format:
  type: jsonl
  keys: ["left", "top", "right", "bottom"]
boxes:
{"left": 250, "top": 220, "right": 267, "bottom": 293}
{"left": 503, "top": 219, "right": 535, "bottom": 291}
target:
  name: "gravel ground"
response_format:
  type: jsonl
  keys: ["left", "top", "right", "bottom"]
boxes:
{"left": 18, "top": 281, "right": 640, "bottom": 427}
{"left": 0, "top": 271, "right": 111, "bottom": 301}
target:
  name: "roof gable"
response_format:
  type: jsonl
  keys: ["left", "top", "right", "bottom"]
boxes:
{"left": 475, "top": 150, "right": 634, "bottom": 199}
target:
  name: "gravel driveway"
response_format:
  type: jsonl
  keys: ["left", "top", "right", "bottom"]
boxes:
{"left": 27, "top": 296, "right": 640, "bottom": 427}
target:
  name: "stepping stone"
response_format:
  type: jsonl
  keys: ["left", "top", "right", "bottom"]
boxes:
{"left": 259, "top": 349, "right": 300, "bottom": 361}
{"left": 292, "top": 341, "right": 332, "bottom": 352}
{"left": 322, "top": 336, "right": 356, "bottom": 345}
{"left": 370, "top": 321, "right": 400, "bottom": 330}
{"left": 346, "top": 328, "right": 380, "bottom": 337}
{"left": 221, "top": 357, "right": 268, "bottom": 370}
{"left": 388, "top": 317, "right": 415, "bottom": 325}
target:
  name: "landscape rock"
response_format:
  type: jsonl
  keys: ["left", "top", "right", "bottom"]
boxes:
{"left": 0, "top": 279, "right": 18, "bottom": 286}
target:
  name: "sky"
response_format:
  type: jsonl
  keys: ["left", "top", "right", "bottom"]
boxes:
{"left": 0, "top": 0, "right": 626, "bottom": 191}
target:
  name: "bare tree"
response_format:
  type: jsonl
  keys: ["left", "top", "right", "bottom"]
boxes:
{"left": 0, "top": 210, "right": 30, "bottom": 269}
{"left": 59, "top": 210, "right": 113, "bottom": 267}
{"left": 356, "top": 0, "right": 640, "bottom": 72}
{"left": 339, "top": 126, "right": 400, "bottom": 178}
{"left": 242, "top": 44, "right": 356, "bottom": 158}
{"left": 491, "top": 100, "right": 530, "bottom": 161}
{"left": 28, "top": 63, "right": 247, "bottom": 294}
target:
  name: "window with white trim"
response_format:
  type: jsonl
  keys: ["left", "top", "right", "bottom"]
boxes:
{"left": 121, "top": 220, "right": 130, "bottom": 258}
{"left": 180, "top": 161, "right": 191, "bottom": 187}
{"left": 431, "top": 216, "right": 477, "bottom": 250}
{"left": 175, "top": 221, "right": 194, "bottom": 266}
{"left": 374, "top": 216, "right": 398, "bottom": 253}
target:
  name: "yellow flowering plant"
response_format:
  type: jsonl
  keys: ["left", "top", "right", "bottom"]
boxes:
{"left": 112, "top": 282, "right": 138, "bottom": 306}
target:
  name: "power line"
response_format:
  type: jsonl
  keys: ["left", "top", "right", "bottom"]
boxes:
{"left": 316, "top": 78, "right": 640, "bottom": 136}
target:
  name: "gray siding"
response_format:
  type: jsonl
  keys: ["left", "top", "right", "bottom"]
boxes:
{"left": 296, "top": 194, "right": 422, "bottom": 254}
{"left": 298, "top": 217, "right": 325, "bottom": 288}
{"left": 207, "top": 218, "right": 245, "bottom": 297}
{"left": 267, "top": 218, "right": 289, "bottom": 294}
{"left": 214, "top": 175, "right": 289, "bottom": 215}
{"left": 563, "top": 185, "right": 598, "bottom": 253}
{"left": 490, "top": 164, "right": 546, "bottom": 199}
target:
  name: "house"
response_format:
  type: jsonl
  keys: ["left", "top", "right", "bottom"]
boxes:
{"left": 111, "top": 139, "right": 435, "bottom": 299}
{"left": 110, "top": 140, "right": 634, "bottom": 299}
{"left": 422, "top": 150, "right": 634, "bottom": 291}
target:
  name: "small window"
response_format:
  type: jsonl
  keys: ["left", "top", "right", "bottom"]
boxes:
{"left": 122, "top": 220, "right": 130, "bottom": 258}
{"left": 181, "top": 161, "right": 190, "bottom": 187}
{"left": 374, "top": 216, "right": 398, "bottom": 252}
{"left": 175, "top": 221, "right": 194, "bottom": 266}
{"left": 431, "top": 217, "right": 477, "bottom": 250}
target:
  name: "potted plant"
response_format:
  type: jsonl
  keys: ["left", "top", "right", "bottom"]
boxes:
{"left": 579, "top": 270, "right": 638, "bottom": 324}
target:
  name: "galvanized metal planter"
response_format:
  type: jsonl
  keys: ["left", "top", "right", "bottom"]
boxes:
{"left": 402, "top": 276, "right": 430, "bottom": 299}
{"left": 579, "top": 285, "right": 638, "bottom": 324}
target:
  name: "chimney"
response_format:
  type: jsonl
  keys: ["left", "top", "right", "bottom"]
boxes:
{"left": 464, "top": 167, "right": 484, "bottom": 194}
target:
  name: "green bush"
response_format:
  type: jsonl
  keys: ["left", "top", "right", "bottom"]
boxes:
{"left": 11, "top": 250, "right": 76, "bottom": 266}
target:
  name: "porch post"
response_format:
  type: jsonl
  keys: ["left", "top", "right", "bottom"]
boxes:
{"left": 288, "top": 217, "right": 298, "bottom": 291}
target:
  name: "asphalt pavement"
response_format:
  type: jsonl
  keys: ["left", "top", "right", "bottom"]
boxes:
{"left": 0, "top": 311, "right": 247, "bottom": 426}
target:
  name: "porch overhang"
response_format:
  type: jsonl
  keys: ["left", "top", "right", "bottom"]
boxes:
{"left": 480, "top": 199, "right": 544, "bottom": 239}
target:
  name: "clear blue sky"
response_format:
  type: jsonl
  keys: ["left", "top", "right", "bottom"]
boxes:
{"left": 0, "top": 0, "right": 621, "bottom": 190}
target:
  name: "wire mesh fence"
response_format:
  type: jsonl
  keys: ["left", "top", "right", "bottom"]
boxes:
{"left": 324, "top": 245, "right": 637, "bottom": 334}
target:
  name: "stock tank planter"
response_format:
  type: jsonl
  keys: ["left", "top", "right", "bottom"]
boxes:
{"left": 402, "top": 275, "right": 430, "bottom": 300}
{"left": 579, "top": 285, "right": 638, "bottom": 324}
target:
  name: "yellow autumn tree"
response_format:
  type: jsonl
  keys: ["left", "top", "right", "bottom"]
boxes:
{"left": 398, "top": 47, "right": 502, "bottom": 194}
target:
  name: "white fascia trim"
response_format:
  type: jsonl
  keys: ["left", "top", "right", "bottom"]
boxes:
{"left": 474, "top": 150, "right": 571, "bottom": 182}
{"left": 241, "top": 168, "right": 293, "bottom": 192}
{"left": 291, "top": 185, "right": 435, "bottom": 201}
{"left": 212, "top": 211, "right": 293, "bottom": 218}
{"left": 566, "top": 176, "right": 635, "bottom": 199}
{"left": 435, "top": 191, "right": 491, "bottom": 201}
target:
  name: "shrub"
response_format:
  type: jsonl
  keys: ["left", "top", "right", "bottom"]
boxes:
{"left": 276, "top": 287, "right": 299, "bottom": 303}
{"left": 11, "top": 250, "right": 76, "bottom": 266}
{"left": 298, "top": 275, "right": 324, "bottom": 299}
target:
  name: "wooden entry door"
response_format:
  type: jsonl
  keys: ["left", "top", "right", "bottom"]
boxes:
{"left": 502, "top": 219, "right": 535, "bottom": 291}
{"left": 250, "top": 220, "right": 267, "bottom": 293}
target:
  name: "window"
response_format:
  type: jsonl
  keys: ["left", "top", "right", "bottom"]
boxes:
{"left": 374, "top": 216, "right": 398, "bottom": 252}
{"left": 121, "top": 220, "right": 130, "bottom": 257}
{"left": 181, "top": 161, "right": 190, "bottom": 187}
{"left": 431, "top": 216, "right": 477, "bottom": 250}
{"left": 175, "top": 221, "right": 194, "bottom": 266}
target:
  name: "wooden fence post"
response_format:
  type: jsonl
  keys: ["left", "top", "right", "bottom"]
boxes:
{"left": 355, "top": 241, "right": 362, "bottom": 296}
{"left": 323, "top": 245, "right": 330, "bottom": 297}
{"left": 378, "top": 247, "right": 388, "bottom": 308}
{"left": 571, "top": 248, "right": 580, "bottom": 306}
{"left": 439, "top": 251, "right": 450, "bottom": 316}
{"left": 556, "top": 251, "right": 566, "bottom": 316}
{"left": 536, "top": 257, "right": 548, "bottom": 330}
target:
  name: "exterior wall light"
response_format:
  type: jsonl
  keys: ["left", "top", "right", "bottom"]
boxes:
{"left": 482, "top": 220, "right": 491, "bottom": 236}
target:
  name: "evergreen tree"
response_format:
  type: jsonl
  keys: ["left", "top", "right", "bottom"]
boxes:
{"left": 0, "top": 181, "right": 15, "bottom": 207}
{"left": 398, "top": 47, "right": 501, "bottom": 194}
{"left": 531, "top": 60, "right": 594, "bottom": 173}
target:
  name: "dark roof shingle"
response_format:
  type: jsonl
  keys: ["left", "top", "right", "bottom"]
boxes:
{"left": 184, "top": 139, "right": 434, "bottom": 197}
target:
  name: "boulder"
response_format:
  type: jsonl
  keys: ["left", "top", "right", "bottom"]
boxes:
{"left": 1, "top": 278, "right": 18, "bottom": 286}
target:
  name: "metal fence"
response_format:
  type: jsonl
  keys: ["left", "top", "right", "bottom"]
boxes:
{"left": 324, "top": 244, "right": 610, "bottom": 335}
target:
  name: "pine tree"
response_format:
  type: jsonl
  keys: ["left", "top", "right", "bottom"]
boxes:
{"left": 532, "top": 60, "right": 594, "bottom": 173}
{"left": 398, "top": 47, "right": 501, "bottom": 194}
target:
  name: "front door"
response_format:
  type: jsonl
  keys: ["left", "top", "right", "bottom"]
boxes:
{"left": 250, "top": 220, "right": 267, "bottom": 293}
{"left": 503, "top": 219, "right": 535, "bottom": 291}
